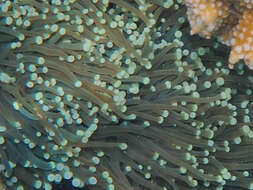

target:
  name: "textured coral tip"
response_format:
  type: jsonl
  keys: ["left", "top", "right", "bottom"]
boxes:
{"left": 185, "top": 0, "right": 253, "bottom": 69}
{"left": 185, "top": 0, "right": 228, "bottom": 38}
{"left": 228, "top": 10, "right": 253, "bottom": 69}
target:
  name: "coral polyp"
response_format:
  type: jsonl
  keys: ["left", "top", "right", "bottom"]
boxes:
{"left": 0, "top": 0, "right": 253, "bottom": 190}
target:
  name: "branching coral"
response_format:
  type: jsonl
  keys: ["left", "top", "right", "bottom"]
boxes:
{"left": 0, "top": 0, "right": 253, "bottom": 190}
{"left": 184, "top": 0, "right": 253, "bottom": 70}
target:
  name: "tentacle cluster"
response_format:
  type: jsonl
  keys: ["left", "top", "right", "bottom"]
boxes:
{"left": 0, "top": 1, "right": 253, "bottom": 190}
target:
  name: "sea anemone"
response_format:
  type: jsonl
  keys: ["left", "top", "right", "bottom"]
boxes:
{"left": 0, "top": 0, "right": 253, "bottom": 190}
